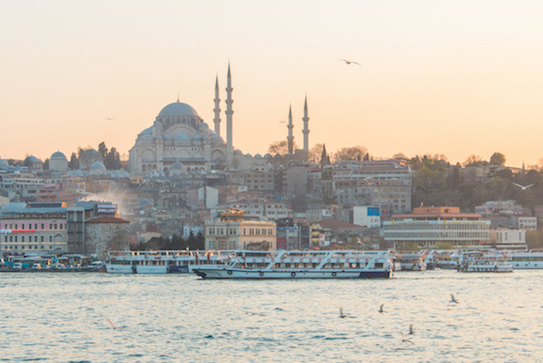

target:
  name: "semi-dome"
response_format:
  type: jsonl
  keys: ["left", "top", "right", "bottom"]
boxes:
{"left": 174, "top": 133, "right": 190, "bottom": 142}
{"left": 199, "top": 122, "right": 209, "bottom": 131}
{"left": 158, "top": 102, "right": 199, "bottom": 117}
{"left": 140, "top": 127, "right": 153, "bottom": 135}
{"left": 0, "top": 159, "right": 9, "bottom": 168}
{"left": 51, "top": 151, "right": 66, "bottom": 159}
{"left": 163, "top": 134, "right": 174, "bottom": 146}
{"left": 139, "top": 134, "right": 154, "bottom": 142}
{"left": 90, "top": 162, "right": 106, "bottom": 171}
{"left": 210, "top": 134, "right": 224, "bottom": 145}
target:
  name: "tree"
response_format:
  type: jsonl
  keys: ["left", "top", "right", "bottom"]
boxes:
{"left": 320, "top": 144, "right": 331, "bottom": 168}
{"left": 332, "top": 145, "right": 368, "bottom": 162}
{"left": 68, "top": 152, "right": 79, "bottom": 170}
{"left": 308, "top": 143, "right": 324, "bottom": 162}
{"left": 463, "top": 154, "right": 484, "bottom": 167}
{"left": 98, "top": 142, "right": 108, "bottom": 161}
{"left": 268, "top": 140, "right": 298, "bottom": 156}
{"left": 489, "top": 152, "right": 506, "bottom": 166}
{"left": 105, "top": 147, "right": 122, "bottom": 170}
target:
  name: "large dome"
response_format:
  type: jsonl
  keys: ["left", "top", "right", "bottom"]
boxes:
{"left": 158, "top": 102, "right": 199, "bottom": 117}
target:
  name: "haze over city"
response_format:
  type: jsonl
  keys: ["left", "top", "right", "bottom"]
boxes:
{"left": 2, "top": 1, "right": 542, "bottom": 167}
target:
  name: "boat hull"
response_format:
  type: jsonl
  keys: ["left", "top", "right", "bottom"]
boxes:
{"left": 194, "top": 268, "right": 392, "bottom": 279}
{"left": 106, "top": 265, "right": 134, "bottom": 274}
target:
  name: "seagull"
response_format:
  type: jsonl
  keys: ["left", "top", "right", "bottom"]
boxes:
{"left": 338, "top": 59, "right": 360, "bottom": 65}
{"left": 450, "top": 294, "right": 459, "bottom": 304}
{"left": 339, "top": 307, "right": 347, "bottom": 318}
{"left": 105, "top": 117, "right": 114, "bottom": 121}
{"left": 401, "top": 332, "right": 415, "bottom": 345}
{"left": 378, "top": 304, "right": 385, "bottom": 313}
{"left": 409, "top": 324, "right": 414, "bottom": 335}
{"left": 513, "top": 182, "right": 535, "bottom": 190}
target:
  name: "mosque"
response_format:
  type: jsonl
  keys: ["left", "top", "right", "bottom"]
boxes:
{"left": 128, "top": 64, "right": 311, "bottom": 175}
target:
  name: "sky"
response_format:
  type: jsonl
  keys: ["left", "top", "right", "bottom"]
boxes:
{"left": 1, "top": 0, "right": 543, "bottom": 167}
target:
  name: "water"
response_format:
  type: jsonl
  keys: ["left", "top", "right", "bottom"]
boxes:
{"left": 1, "top": 270, "right": 542, "bottom": 362}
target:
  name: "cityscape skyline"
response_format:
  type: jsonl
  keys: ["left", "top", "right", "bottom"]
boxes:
{"left": 2, "top": 1, "right": 543, "bottom": 167}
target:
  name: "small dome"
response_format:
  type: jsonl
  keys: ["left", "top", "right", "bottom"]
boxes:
{"left": 26, "top": 155, "right": 41, "bottom": 163}
{"left": 192, "top": 134, "right": 203, "bottom": 145}
{"left": 163, "top": 134, "right": 174, "bottom": 146}
{"left": 137, "top": 199, "right": 153, "bottom": 207}
{"left": 254, "top": 154, "right": 262, "bottom": 159}
{"left": 174, "top": 133, "right": 190, "bottom": 142}
{"left": 199, "top": 122, "right": 209, "bottom": 131}
{"left": 234, "top": 150, "right": 243, "bottom": 156}
{"left": 51, "top": 151, "right": 67, "bottom": 160}
{"left": 245, "top": 153, "right": 253, "bottom": 158}
{"left": 158, "top": 102, "right": 199, "bottom": 117}
{"left": 0, "top": 202, "right": 27, "bottom": 214}
{"left": 90, "top": 162, "right": 106, "bottom": 171}
{"left": 0, "top": 160, "right": 9, "bottom": 168}
{"left": 264, "top": 153, "right": 272, "bottom": 159}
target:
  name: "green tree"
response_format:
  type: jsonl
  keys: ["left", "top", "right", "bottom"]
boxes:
{"left": 489, "top": 152, "right": 506, "bottom": 166}
{"left": 332, "top": 145, "right": 368, "bottom": 162}
{"left": 98, "top": 142, "right": 108, "bottom": 161}
{"left": 463, "top": 154, "right": 484, "bottom": 167}
{"left": 268, "top": 140, "right": 297, "bottom": 156}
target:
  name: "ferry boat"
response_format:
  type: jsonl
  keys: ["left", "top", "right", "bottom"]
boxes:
{"left": 457, "top": 249, "right": 513, "bottom": 273}
{"left": 394, "top": 250, "right": 428, "bottom": 271}
{"left": 193, "top": 250, "right": 395, "bottom": 279}
{"left": 508, "top": 249, "right": 543, "bottom": 269}
{"left": 106, "top": 250, "right": 231, "bottom": 274}
{"left": 428, "top": 250, "right": 459, "bottom": 270}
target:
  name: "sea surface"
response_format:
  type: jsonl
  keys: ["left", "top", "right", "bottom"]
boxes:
{"left": 1, "top": 270, "right": 542, "bottom": 363}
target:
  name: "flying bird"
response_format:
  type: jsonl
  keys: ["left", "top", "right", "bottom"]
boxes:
{"left": 450, "top": 294, "right": 459, "bottom": 304}
{"left": 513, "top": 182, "right": 535, "bottom": 190}
{"left": 401, "top": 332, "right": 415, "bottom": 345}
{"left": 338, "top": 59, "right": 360, "bottom": 65}
{"left": 378, "top": 304, "right": 385, "bottom": 313}
{"left": 105, "top": 117, "right": 114, "bottom": 120}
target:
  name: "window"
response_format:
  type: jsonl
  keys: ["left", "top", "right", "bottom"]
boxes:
{"left": 41, "top": 224, "right": 44, "bottom": 230}
{"left": 22, "top": 224, "right": 25, "bottom": 229}
{"left": 49, "top": 236, "right": 53, "bottom": 242}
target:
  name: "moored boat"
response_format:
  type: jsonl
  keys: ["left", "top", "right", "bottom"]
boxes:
{"left": 193, "top": 250, "right": 395, "bottom": 279}
{"left": 457, "top": 249, "right": 513, "bottom": 273}
{"left": 106, "top": 250, "right": 231, "bottom": 274}
{"left": 508, "top": 249, "right": 543, "bottom": 269}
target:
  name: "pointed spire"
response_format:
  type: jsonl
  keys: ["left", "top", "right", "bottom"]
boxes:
{"left": 287, "top": 104, "right": 294, "bottom": 155}
{"left": 213, "top": 74, "right": 221, "bottom": 136}
{"left": 225, "top": 62, "right": 234, "bottom": 166}
{"left": 302, "top": 94, "right": 310, "bottom": 156}
{"left": 177, "top": 94, "right": 180, "bottom": 102}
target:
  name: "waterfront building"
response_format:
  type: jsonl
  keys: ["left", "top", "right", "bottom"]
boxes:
{"left": 352, "top": 206, "right": 381, "bottom": 228}
{"left": 0, "top": 202, "right": 69, "bottom": 254}
{"left": 382, "top": 206, "right": 490, "bottom": 250}
{"left": 204, "top": 208, "right": 276, "bottom": 250}
{"left": 488, "top": 229, "right": 527, "bottom": 251}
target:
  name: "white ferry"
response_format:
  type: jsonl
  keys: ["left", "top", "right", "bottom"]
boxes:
{"left": 457, "top": 249, "right": 513, "bottom": 273}
{"left": 193, "top": 250, "right": 395, "bottom": 279}
{"left": 106, "top": 250, "right": 230, "bottom": 274}
{"left": 394, "top": 250, "right": 428, "bottom": 271}
{"left": 508, "top": 249, "right": 543, "bottom": 269}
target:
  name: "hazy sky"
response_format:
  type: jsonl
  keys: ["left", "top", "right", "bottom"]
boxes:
{"left": 1, "top": 1, "right": 542, "bottom": 167}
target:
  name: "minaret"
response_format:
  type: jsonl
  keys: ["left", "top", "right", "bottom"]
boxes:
{"left": 225, "top": 63, "right": 234, "bottom": 165}
{"left": 213, "top": 75, "right": 221, "bottom": 136}
{"left": 302, "top": 95, "right": 310, "bottom": 154}
{"left": 287, "top": 105, "right": 294, "bottom": 155}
